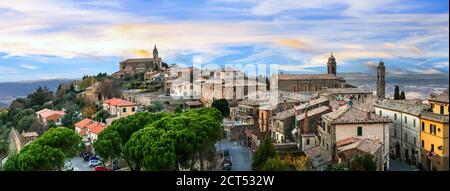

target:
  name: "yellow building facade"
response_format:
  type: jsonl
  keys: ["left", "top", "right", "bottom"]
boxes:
{"left": 420, "top": 91, "right": 449, "bottom": 171}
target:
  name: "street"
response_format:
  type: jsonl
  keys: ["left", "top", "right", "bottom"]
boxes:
{"left": 216, "top": 139, "right": 252, "bottom": 171}
{"left": 66, "top": 157, "right": 94, "bottom": 171}
{"left": 389, "top": 159, "right": 419, "bottom": 171}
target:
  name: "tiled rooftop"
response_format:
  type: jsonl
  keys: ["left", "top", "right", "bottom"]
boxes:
{"left": 338, "top": 138, "right": 382, "bottom": 155}
{"left": 323, "top": 107, "right": 390, "bottom": 124}
{"left": 421, "top": 111, "right": 449, "bottom": 123}
{"left": 374, "top": 100, "right": 429, "bottom": 116}
{"left": 278, "top": 74, "right": 344, "bottom": 80}
{"left": 273, "top": 108, "right": 295, "bottom": 120}
{"left": 429, "top": 91, "right": 449, "bottom": 103}
{"left": 294, "top": 97, "right": 329, "bottom": 111}
{"left": 296, "top": 106, "right": 330, "bottom": 121}
{"left": 324, "top": 88, "right": 373, "bottom": 94}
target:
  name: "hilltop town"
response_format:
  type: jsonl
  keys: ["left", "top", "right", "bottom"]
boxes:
{"left": 0, "top": 46, "right": 448, "bottom": 171}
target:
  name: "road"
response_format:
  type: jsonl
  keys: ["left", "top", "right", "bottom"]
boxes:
{"left": 389, "top": 159, "right": 418, "bottom": 171}
{"left": 216, "top": 139, "right": 252, "bottom": 171}
{"left": 66, "top": 157, "right": 94, "bottom": 171}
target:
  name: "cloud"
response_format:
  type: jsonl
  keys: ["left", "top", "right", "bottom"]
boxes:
{"left": 409, "top": 68, "right": 443, "bottom": 74}
{"left": 0, "top": 66, "right": 19, "bottom": 74}
{"left": 276, "top": 39, "right": 311, "bottom": 50}
{"left": 19, "top": 64, "right": 38, "bottom": 70}
{"left": 132, "top": 49, "right": 151, "bottom": 58}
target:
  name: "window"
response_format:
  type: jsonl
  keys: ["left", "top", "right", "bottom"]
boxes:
{"left": 413, "top": 119, "right": 416, "bottom": 127}
{"left": 404, "top": 116, "right": 407, "bottom": 124}
{"left": 122, "top": 108, "right": 127, "bottom": 113}
{"left": 379, "top": 110, "right": 382, "bottom": 116}
{"left": 431, "top": 144, "right": 435, "bottom": 152}
{"left": 394, "top": 130, "right": 397, "bottom": 138}
{"left": 430, "top": 124, "right": 437, "bottom": 135}
{"left": 306, "top": 139, "right": 310, "bottom": 145}
{"left": 422, "top": 140, "right": 424, "bottom": 148}
{"left": 394, "top": 113, "right": 397, "bottom": 120}
{"left": 422, "top": 122, "right": 425, "bottom": 132}
{"left": 440, "top": 105, "right": 444, "bottom": 114}
{"left": 405, "top": 133, "right": 408, "bottom": 142}
{"left": 132, "top": 107, "right": 136, "bottom": 112}
{"left": 357, "top": 127, "right": 363, "bottom": 136}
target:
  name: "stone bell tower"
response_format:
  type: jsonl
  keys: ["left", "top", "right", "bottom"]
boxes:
{"left": 153, "top": 45, "right": 161, "bottom": 70}
{"left": 327, "top": 53, "right": 337, "bottom": 76}
{"left": 377, "top": 60, "right": 386, "bottom": 99}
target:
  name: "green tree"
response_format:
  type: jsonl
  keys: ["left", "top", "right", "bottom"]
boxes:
{"left": 175, "top": 105, "right": 182, "bottom": 113}
{"left": 349, "top": 153, "right": 377, "bottom": 171}
{"left": 3, "top": 127, "right": 81, "bottom": 171}
{"left": 394, "top": 85, "right": 400, "bottom": 100}
{"left": 16, "top": 115, "right": 37, "bottom": 133}
{"left": 3, "top": 144, "right": 65, "bottom": 171}
{"left": 27, "top": 86, "right": 54, "bottom": 107}
{"left": 211, "top": 99, "right": 230, "bottom": 117}
{"left": 93, "top": 129, "right": 122, "bottom": 166}
{"left": 262, "top": 157, "right": 290, "bottom": 171}
{"left": 400, "top": 91, "right": 406, "bottom": 100}
{"left": 146, "top": 102, "right": 164, "bottom": 113}
{"left": 61, "top": 104, "right": 81, "bottom": 129}
{"left": 252, "top": 136, "right": 277, "bottom": 170}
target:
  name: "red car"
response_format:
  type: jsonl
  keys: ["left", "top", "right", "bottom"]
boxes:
{"left": 94, "top": 166, "right": 108, "bottom": 171}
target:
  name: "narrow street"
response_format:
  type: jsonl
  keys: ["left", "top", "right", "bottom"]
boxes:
{"left": 389, "top": 159, "right": 419, "bottom": 171}
{"left": 216, "top": 139, "right": 252, "bottom": 171}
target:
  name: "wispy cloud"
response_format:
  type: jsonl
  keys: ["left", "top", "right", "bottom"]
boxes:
{"left": 19, "top": 64, "right": 38, "bottom": 70}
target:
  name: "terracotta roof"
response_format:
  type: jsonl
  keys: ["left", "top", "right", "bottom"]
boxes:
{"left": 294, "top": 97, "right": 329, "bottom": 111}
{"left": 36, "top": 109, "right": 65, "bottom": 119}
{"left": 104, "top": 98, "right": 137, "bottom": 107}
{"left": 323, "top": 107, "right": 390, "bottom": 124}
{"left": 304, "top": 146, "right": 332, "bottom": 168}
{"left": 296, "top": 106, "right": 330, "bottom": 121}
{"left": 75, "top": 118, "right": 94, "bottom": 129}
{"left": 336, "top": 137, "right": 361, "bottom": 147}
{"left": 338, "top": 138, "right": 382, "bottom": 155}
{"left": 89, "top": 123, "right": 107, "bottom": 135}
{"left": 421, "top": 111, "right": 449, "bottom": 123}
{"left": 278, "top": 74, "right": 344, "bottom": 80}
{"left": 374, "top": 100, "right": 429, "bottom": 116}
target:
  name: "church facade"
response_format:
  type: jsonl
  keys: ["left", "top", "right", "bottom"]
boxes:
{"left": 278, "top": 54, "right": 349, "bottom": 93}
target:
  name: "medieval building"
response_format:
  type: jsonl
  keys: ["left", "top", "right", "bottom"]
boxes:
{"left": 377, "top": 60, "right": 386, "bottom": 99}
{"left": 113, "top": 45, "right": 164, "bottom": 78}
{"left": 278, "top": 54, "right": 350, "bottom": 93}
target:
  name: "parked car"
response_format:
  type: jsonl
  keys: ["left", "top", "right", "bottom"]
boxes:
{"left": 223, "top": 162, "right": 232, "bottom": 171}
{"left": 64, "top": 163, "right": 74, "bottom": 171}
{"left": 95, "top": 166, "right": 108, "bottom": 171}
{"left": 89, "top": 156, "right": 100, "bottom": 161}
{"left": 83, "top": 153, "right": 92, "bottom": 161}
{"left": 89, "top": 160, "right": 102, "bottom": 167}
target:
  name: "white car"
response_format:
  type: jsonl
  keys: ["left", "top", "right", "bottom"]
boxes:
{"left": 89, "top": 160, "right": 102, "bottom": 167}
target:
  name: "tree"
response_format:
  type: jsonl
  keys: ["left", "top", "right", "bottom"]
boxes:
{"left": 16, "top": 115, "right": 37, "bottom": 133}
{"left": 82, "top": 105, "right": 97, "bottom": 118}
{"left": 400, "top": 91, "right": 406, "bottom": 100}
{"left": 3, "top": 127, "right": 81, "bottom": 171}
{"left": 348, "top": 153, "right": 377, "bottom": 171}
{"left": 252, "top": 136, "right": 277, "bottom": 170}
{"left": 146, "top": 102, "right": 164, "bottom": 113}
{"left": 3, "top": 144, "right": 65, "bottom": 171}
{"left": 33, "top": 127, "right": 83, "bottom": 156}
{"left": 27, "top": 86, "right": 54, "bottom": 107}
{"left": 175, "top": 105, "right": 182, "bottom": 113}
{"left": 93, "top": 109, "right": 110, "bottom": 123}
{"left": 262, "top": 157, "right": 290, "bottom": 171}
{"left": 284, "top": 155, "right": 312, "bottom": 171}
{"left": 211, "top": 99, "right": 230, "bottom": 118}
{"left": 61, "top": 104, "right": 81, "bottom": 129}
{"left": 394, "top": 85, "right": 400, "bottom": 100}
{"left": 93, "top": 129, "right": 122, "bottom": 166}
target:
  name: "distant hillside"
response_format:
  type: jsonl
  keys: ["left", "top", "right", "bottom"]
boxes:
{"left": 0, "top": 79, "right": 75, "bottom": 108}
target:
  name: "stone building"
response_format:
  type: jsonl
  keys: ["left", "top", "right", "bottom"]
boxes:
{"left": 318, "top": 106, "right": 391, "bottom": 170}
{"left": 271, "top": 108, "right": 296, "bottom": 143}
{"left": 277, "top": 54, "right": 349, "bottom": 93}
{"left": 113, "top": 45, "right": 164, "bottom": 78}
{"left": 377, "top": 60, "right": 386, "bottom": 99}
{"left": 374, "top": 100, "right": 429, "bottom": 167}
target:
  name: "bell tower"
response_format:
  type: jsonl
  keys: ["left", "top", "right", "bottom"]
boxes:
{"left": 153, "top": 45, "right": 161, "bottom": 70}
{"left": 377, "top": 60, "right": 386, "bottom": 99}
{"left": 327, "top": 53, "right": 337, "bottom": 75}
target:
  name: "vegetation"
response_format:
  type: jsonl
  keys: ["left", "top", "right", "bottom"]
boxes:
{"left": 348, "top": 153, "right": 377, "bottom": 171}
{"left": 252, "top": 136, "right": 277, "bottom": 170}
{"left": 0, "top": 109, "right": 11, "bottom": 156}
{"left": 3, "top": 127, "right": 82, "bottom": 171}
{"left": 145, "top": 102, "right": 164, "bottom": 113}
{"left": 400, "top": 91, "right": 406, "bottom": 100}
{"left": 94, "top": 108, "right": 223, "bottom": 171}
{"left": 284, "top": 155, "right": 312, "bottom": 171}
{"left": 394, "top": 85, "right": 400, "bottom": 100}
{"left": 211, "top": 98, "right": 230, "bottom": 117}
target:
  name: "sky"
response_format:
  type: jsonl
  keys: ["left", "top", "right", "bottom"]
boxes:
{"left": 0, "top": 0, "right": 448, "bottom": 82}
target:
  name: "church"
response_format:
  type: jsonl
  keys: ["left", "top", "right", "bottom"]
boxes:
{"left": 278, "top": 54, "right": 353, "bottom": 93}
{"left": 113, "top": 45, "right": 164, "bottom": 78}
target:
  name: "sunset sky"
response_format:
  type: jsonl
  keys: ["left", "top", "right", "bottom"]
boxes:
{"left": 0, "top": 0, "right": 448, "bottom": 82}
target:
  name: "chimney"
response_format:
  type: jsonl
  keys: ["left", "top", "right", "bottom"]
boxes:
{"left": 366, "top": 111, "right": 371, "bottom": 120}
{"left": 303, "top": 109, "right": 309, "bottom": 133}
